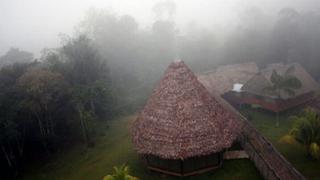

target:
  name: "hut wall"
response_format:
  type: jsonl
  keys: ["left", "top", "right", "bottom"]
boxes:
{"left": 146, "top": 155, "right": 181, "bottom": 173}
{"left": 309, "top": 98, "right": 320, "bottom": 114}
{"left": 183, "top": 153, "right": 221, "bottom": 173}
{"left": 222, "top": 91, "right": 315, "bottom": 112}
{"left": 238, "top": 118, "right": 305, "bottom": 180}
{"left": 276, "top": 92, "right": 315, "bottom": 111}
{"left": 145, "top": 153, "right": 221, "bottom": 175}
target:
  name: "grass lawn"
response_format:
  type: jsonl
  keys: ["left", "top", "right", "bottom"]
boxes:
{"left": 240, "top": 106, "right": 320, "bottom": 180}
{"left": 20, "top": 115, "right": 262, "bottom": 180}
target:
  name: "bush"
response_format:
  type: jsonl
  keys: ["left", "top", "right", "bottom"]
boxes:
{"left": 103, "top": 165, "right": 139, "bottom": 180}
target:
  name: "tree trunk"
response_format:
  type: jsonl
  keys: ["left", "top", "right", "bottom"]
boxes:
{"left": 33, "top": 111, "right": 50, "bottom": 154}
{"left": 34, "top": 111, "right": 45, "bottom": 137}
{"left": 16, "top": 138, "right": 24, "bottom": 157}
{"left": 90, "top": 100, "right": 95, "bottom": 115}
{"left": 2, "top": 146, "right": 12, "bottom": 167}
{"left": 42, "top": 104, "right": 50, "bottom": 136}
{"left": 78, "top": 107, "right": 89, "bottom": 147}
{"left": 276, "top": 112, "right": 280, "bottom": 127}
{"left": 276, "top": 89, "right": 281, "bottom": 127}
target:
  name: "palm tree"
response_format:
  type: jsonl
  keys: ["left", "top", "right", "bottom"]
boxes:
{"left": 103, "top": 165, "right": 139, "bottom": 180}
{"left": 280, "top": 108, "right": 320, "bottom": 159}
{"left": 266, "top": 66, "right": 302, "bottom": 126}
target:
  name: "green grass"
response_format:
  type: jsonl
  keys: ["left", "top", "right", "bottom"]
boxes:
{"left": 240, "top": 106, "right": 320, "bottom": 180}
{"left": 20, "top": 115, "right": 262, "bottom": 180}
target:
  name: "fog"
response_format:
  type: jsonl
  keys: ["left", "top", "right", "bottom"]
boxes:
{"left": 2, "top": 1, "right": 320, "bottom": 179}
{"left": 1, "top": 0, "right": 319, "bottom": 56}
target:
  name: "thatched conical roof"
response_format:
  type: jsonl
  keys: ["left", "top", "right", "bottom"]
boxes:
{"left": 132, "top": 61, "right": 240, "bottom": 160}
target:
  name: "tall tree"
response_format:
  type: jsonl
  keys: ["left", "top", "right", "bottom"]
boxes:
{"left": 0, "top": 62, "right": 38, "bottom": 177}
{"left": 17, "top": 69, "right": 66, "bottom": 151}
{"left": 270, "top": 8, "right": 301, "bottom": 64}
{"left": 61, "top": 35, "right": 109, "bottom": 86}
{"left": 266, "top": 65, "right": 302, "bottom": 126}
{"left": 0, "top": 48, "right": 33, "bottom": 68}
{"left": 267, "top": 66, "right": 302, "bottom": 99}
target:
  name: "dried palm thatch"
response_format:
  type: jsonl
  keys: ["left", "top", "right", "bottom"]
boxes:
{"left": 241, "top": 73, "right": 276, "bottom": 97}
{"left": 197, "top": 62, "right": 259, "bottom": 96}
{"left": 243, "top": 63, "right": 319, "bottom": 99}
{"left": 132, "top": 61, "right": 240, "bottom": 160}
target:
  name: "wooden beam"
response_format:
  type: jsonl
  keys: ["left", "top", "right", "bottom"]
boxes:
{"left": 147, "top": 164, "right": 222, "bottom": 177}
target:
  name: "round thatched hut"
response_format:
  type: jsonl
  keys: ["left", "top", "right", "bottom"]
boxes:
{"left": 132, "top": 61, "right": 240, "bottom": 176}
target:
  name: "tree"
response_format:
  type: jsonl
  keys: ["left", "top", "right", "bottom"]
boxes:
{"left": 17, "top": 69, "right": 67, "bottom": 151}
{"left": 79, "top": 8, "right": 178, "bottom": 112}
{"left": 47, "top": 35, "right": 116, "bottom": 146}
{"left": 71, "top": 85, "right": 96, "bottom": 147}
{"left": 0, "top": 62, "right": 35, "bottom": 171}
{"left": 0, "top": 116, "right": 19, "bottom": 168}
{"left": 0, "top": 48, "right": 33, "bottom": 68}
{"left": 222, "top": 6, "right": 271, "bottom": 66}
{"left": 61, "top": 35, "right": 109, "bottom": 86}
{"left": 46, "top": 35, "right": 115, "bottom": 116}
{"left": 267, "top": 66, "right": 302, "bottom": 99}
{"left": 265, "top": 66, "right": 302, "bottom": 126}
{"left": 79, "top": 9, "right": 140, "bottom": 84}
{"left": 280, "top": 108, "right": 320, "bottom": 159}
{"left": 179, "top": 30, "right": 217, "bottom": 71}
{"left": 270, "top": 8, "right": 301, "bottom": 64}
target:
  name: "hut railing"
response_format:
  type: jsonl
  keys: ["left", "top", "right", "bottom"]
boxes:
{"left": 216, "top": 96, "right": 305, "bottom": 180}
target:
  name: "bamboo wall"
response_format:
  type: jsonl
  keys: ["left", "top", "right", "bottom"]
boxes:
{"left": 216, "top": 95, "right": 305, "bottom": 180}
{"left": 238, "top": 119, "right": 305, "bottom": 180}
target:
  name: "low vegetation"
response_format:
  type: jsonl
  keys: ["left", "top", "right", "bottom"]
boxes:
{"left": 103, "top": 165, "right": 139, "bottom": 180}
{"left": 280, "top": 108, "right": 320, "bottom": 159}
{"left": 20, "top": 116, "right": 262, "bottom": 180}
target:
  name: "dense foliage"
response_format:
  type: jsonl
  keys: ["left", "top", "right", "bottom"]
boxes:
{"left": 265, "top": 66, "right": 302, "bottom": 126}
{"left": 280, "top": 108, "right": 320, "bottom": 159}
{"left": 267, "top": 66, "right": 302, "bottom": 99}
{"left": 0, "top": 48, "right": 33, "bottom": 68}
{"left": 0, "top": 36, "right": 115, "bottom": 179}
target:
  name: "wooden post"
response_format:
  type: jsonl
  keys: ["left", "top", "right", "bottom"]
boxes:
{"left": 145, "top": 155, "right": 150, "bottom": 166}
{"left": 180, "top": 160, "right": 184, "bottom": 176}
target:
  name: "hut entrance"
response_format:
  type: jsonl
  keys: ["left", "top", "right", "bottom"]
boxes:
{"left": 144, "top": 153, "right": 222, "bottom": 176}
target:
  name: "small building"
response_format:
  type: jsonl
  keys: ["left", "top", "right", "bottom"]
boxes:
{"left": 227, "top": 63, "right": 319, "bottom": 112}
{"left": 197, "top": 62, "right": 259, "bottom": 96}
{"left": 132, "top": 61, "right": 240, "bottom": 176}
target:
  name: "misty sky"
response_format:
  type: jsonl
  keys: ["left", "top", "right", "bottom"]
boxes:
{"left": 1, "top": 0, "right": 319, "bottom": 57}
